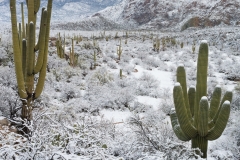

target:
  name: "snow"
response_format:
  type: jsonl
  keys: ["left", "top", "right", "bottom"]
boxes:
{"left": 223, "top": 100, "right": 230, "bottom": 105}
{"left": 201, "top": 96, "right": 208, "bottom": 100}
{"left": 0, "top": 2, "right": 240, "bottom": 158}
{"left": 201, "top": 40, "right": 208, "bottom": 44}
{"left": 175, "top": 82, "right": 181, "bottom": 86}
{"left": 137, "top": 96, "right": 161, "bottom": 110}
{"left": 100, "top": 109, "right": 131, "bottom": 123}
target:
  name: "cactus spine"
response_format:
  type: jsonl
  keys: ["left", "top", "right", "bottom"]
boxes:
{"left": 170, "top": 41, "right": 232, "bottom": 158}
{"left": 10, "top": 0, "right": 52, "bottom": 121}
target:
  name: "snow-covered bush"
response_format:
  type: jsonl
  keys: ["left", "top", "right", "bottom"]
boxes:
{"left": 0, "top": 66, "right": 17, "bottom": 88}
{"left": 85, "top": 75, "right": 136, "bottom": 110}
{"left": 127, "top": 111, "right": 201, "bottom": 159}
{"left": 232, "top": 88, "right": 240, "bottom": 111}
{"left": 130, "top": 101, "right": 153, "bottom": 113}
{"left": 0, "top": 112, "right": 116, "bottom": 159}
{"left": 142, "top": 56, "right": 160, "bottom": 68}
{"left": 136, "top": 72, "right": 160, "bottom": 97}
{"left": 87, "top": 66, "right": 113, "bottom": 86}
{"left": 107, "top": 61, "right": 118, "bottom": 69}
{"left": 0, "top": 84, "right": 20, "bottom": 118}
{"left": 132, "top": 58, "right": 142, "bottom": 66}
{"left": 122, "top": 64, "right": 135, "bottom": 75}
{"left": 160, "top": 53, "right": 170, "bottom": 61}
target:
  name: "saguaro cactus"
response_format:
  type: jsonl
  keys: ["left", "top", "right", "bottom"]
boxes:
{"left": 170, "top": 41, "right": 232, "bottom": 158}
{"left": 10, "top": 0, "right": 52, "bottom": 121}
{"left": 117, "top": 40, "right": 122, "bottom": 60}
{"left": 56, "top": 33, "right": 65, "bottom": 59}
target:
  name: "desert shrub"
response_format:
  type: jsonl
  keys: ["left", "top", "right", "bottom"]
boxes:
{"left": 224, "top": 62, "right": 240, "bottom": 81}
{"left": 231, "top": 89, "right": 240, "bottom": 111}
{"left": 132, "top": 58, "right": 142, "bottom": 66}
{"left": 0, "top": 84, "right": 20, "bottom": 118}
{"left": 142, "top": 56, "right": 160, "bottom": 68}
{"left": 87, "top": 66, "right": 113, "bottom": 86}
{"left": 136, "top": 72, "right": 160, "bottom": 97}
{"left": 121, "top": 64, "right": 135, "bottom": 75}
{"left": 107, "top": 61, "right": 118, "bottom": 69}
{"left": 127, "top": 111, "right": 201, "bottom": 159}
{"left": 0, "top": 66, "right": 17, "bottom": 88}
{"left": 85, "top": 76, "right": 136, "bottom": 110}
{"left": 0, "top": 111, "right": 115, "bottom": 159}
{"left": 161, "top": 53, "right": 170, "bottom": 61}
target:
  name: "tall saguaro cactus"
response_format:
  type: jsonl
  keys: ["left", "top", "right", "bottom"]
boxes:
{"left": 170, "top": 41, "right": 232, "bottom": 158}
{"left": 10, "top": 0, "right": 52, "bottom": 121}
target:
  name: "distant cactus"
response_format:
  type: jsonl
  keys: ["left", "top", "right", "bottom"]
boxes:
{"left": 69, "top": 38, "right": 77, "bottom": 67}
{"left": 115, "top": 32, "right": 119, "bottom": 39}
{"left": 180, "top": 42, "right": 184, "bottom": 48}
{"left": 105, "top": 35, "right": 109, "bottom": 41}
{"left": 117, "top": 40, "right": 122, "bottom": 60}
{"left": 153, "top": 38, "right": 160, "bottom": 52}
{"left": 10, "top": 0, "right": 52, "bottom": 121}
{"left": 161, "top": 38, "right": 166, "bottom": 51}
{"left": 170, "top": 41, "right": 232, "bottom": 158}
{"left": 170, "top": 38, "right": 176, "bottom": 47}
{"left": 120, "top": 69, "right": 123, "bottom": 79}
{"left": 56, "top": 32, "right": 65, "bottom": 58}
{"left": 93, "top": 50, "right": 97, "bottom": 69}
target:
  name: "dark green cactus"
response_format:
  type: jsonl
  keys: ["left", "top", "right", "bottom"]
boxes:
{"left": 10, "top": 0, "right": 52, "bottom": 121}
{"left": 170, "top": 41, "right": 232, "bottom": 158}
{"left": 120, "top": 69, "right": 123, "bottom": 79}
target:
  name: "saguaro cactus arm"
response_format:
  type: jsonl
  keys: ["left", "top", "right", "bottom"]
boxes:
{"left": 173, "top": 83, "right": 197, "bottom": 138}
{"left": 26, "top": 22, "right": 35, "bottom": 75}
{"left": 170, "top": 110, "right": 191, "bottom": 141}
{"left": 35, "top": 8, "right": 45, "bottom": 52}
{"left": 206, "top": 101, "right": 230, "bottom": 140}
{"left": 213, "top": 91, "right": 232, "bottom": 123}
{"left": 34, "top": 0, "right": 53, "bottom": 99}
{"left": 209, "top": 86, "right": 222, "bottom": 119}
{"left": 176, "top": 65, "right": 192, "bottom": 120}
{"left": 21, "top": 2, "right": 26, "bottom": 39}
{"left": 34, "top": 9, "right": 47, "bottom": 74}
{"left": 198, "top": 97, "right": 209, "bottom": 137}
{"left": 188, "top": 86, "right": 195, "bottom": 116}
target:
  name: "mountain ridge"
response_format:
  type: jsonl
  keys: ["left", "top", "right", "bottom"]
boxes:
{"left": 2, "top": 0, "right": 240, "bottom": 31}
{"left": 0, "top": 0, "right": 122, "bottom": 22}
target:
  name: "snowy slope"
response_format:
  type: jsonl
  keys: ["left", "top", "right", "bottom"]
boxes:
{"left": 0, "top": 0, "right": 122, "bottom": 22}
{"left": 2, "top": 0, "right": 240, "bottom": 30}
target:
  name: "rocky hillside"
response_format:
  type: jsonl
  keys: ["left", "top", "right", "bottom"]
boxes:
{"left": 2, "top": 0, "right": 240, "bottom": 30}
{"left": 55, "top": 0, "right": 240, "bottom": 31}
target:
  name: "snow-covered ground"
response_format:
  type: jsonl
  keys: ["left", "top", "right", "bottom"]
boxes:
{"left": 0, "top": 27, "right": 239, "bottom": 159}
